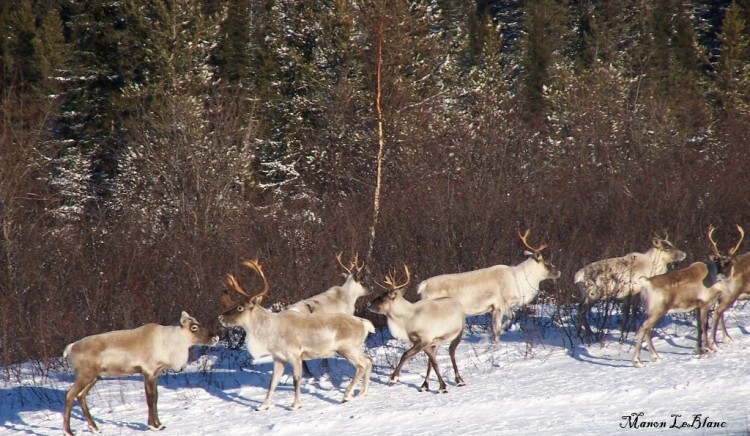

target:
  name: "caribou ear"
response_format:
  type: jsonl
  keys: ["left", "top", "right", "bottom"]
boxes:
{"left": 180, "top": 311, "right": 195, "bottom": 327}
{"left": 524, "top": 250, "right": 534, "bottom": 257}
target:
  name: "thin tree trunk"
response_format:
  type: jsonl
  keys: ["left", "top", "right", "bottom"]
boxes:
{"left": 364, "top": 18, "right": 385, "bottom": 278}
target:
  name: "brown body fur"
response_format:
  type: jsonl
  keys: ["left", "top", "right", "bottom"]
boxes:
{"left": 710, "top": 252, "right": 750, "bottom": 345}
{"left": 62, "top": 312, "right": 217, "bottom": 435}
{"left": 633, "top": 262, "right": 726, "bottom": 367}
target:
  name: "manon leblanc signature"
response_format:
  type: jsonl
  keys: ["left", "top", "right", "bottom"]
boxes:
{"left": 620, "top": 412, "right": 728, "bottom": 429}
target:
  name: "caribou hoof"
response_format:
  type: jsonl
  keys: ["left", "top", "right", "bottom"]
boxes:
{"left": 633, "top": 360, "right": 644, "bottom": 368}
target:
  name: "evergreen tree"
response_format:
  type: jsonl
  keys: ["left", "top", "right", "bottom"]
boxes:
{"left": 641, "top": 0, "right": 702, "bottom": 89}
{"left": 717, "top": 1, "right": 749, "bottom": 84}
{"left": 249, "top": 0, "right": 369, "bottom": 194}
{"left": 0, "top": 0, "right": 67, "bottom": 95}
{"left": 716, "top": 0, "right": 750, "bottom": 112}
{"left": 294, "top": 0, "right": 369, "bottom": 194}
{"left": 213, "top": 0, "right": 253, "bottom": 86}
{"left": 521, "top": 0, "right": 568, "bottom": 116}
{"left": 50, "top": 0, "right": 175, "bottom": 221}
{"left": 113, "top": 0, "right": 252, "bottom": 231}
{"left": 1, "top": 1, "right": 45, "bottom": 91}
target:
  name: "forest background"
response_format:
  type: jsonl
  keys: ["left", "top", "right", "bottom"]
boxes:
{"left": 1, "top": 0, "right": 749, "bottom": 367}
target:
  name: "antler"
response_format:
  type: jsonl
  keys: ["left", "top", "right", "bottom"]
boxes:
{"left": 652, "top": 230, "right": 669, "bottom": 243}
{"left": 383, "top": 264, "right": 411, "bottom": 290}
{"left": 708, "top": 224, "right": 721, "bottom": 257}
{"left": 517, "top": 229, "right": 548, "bottom": 253}
{"left": 241, "top": 258, "right": 270, "bottom": 300}
{"left": 224, "top": 273, "right": 250, "bottom": 297}
{"left": 708, "top": 224, "right": 745, "bottom": 257}
{"left": 729, "top": 225, "right": 745, "bottom": 256}
{"left": 221, "top": 258, "right": 270, "bottom": 308}
{"left": 336, "top": 252, "right": 365, "bottom": 275}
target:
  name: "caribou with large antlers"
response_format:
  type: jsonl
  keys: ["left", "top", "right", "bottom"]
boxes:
{"left": 575, "top": 232, "right": 686, "bottom": 338}
{"left": 417, "top": 229, "right": 560, "bottom": 342}
{"left": 632, "top": 225, "right": 737, "bottom": 367}
{"left": 218, "top": 259, "right": 373, "bottom": 410}
{"left": 368, "top": 264, "right": 466, "bottom": 393}
{"left": 707, "top": 225, "right": 747, "bottom": 347}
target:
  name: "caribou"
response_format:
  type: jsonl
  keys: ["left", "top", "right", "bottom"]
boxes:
{"left": 285, "top": 253, "right": 368, "bottom": 315}
{"left": 707, "top": 225, "right": 746, "bottom": 347}
{"left": 632, "top": 226, "right": 735, "bottom": 367}
{"left": 368, "top": 264, "right": 466, "bottom": 393}
{"left": 284, "top": 253, "right": 369, "bottom": 375}
{"left": 575, "top": 233, "right": 687, "bottom": 338}
{"left": 218, "top": 259, "right": 373, "bottom": 410}
{"left": 417, "top": 229, "right": 560, "bottom": 342}
{"left": 62, "top": 312, "right": 218, "bottom": 435}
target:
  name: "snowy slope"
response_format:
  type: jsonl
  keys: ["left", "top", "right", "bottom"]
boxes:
{"left": 2, "top": 305, "right": 749, "bottom": 436}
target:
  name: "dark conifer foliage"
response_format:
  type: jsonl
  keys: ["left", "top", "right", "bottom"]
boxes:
{"left": 1, "top": 0, "right": 749, "bottom": 365}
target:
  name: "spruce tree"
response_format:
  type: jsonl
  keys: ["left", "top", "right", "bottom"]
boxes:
{"left": 0, "top": 0, "right": 67, "bottom": 95}
{"left": 716, "top": 0, "right": 750, "bottom": 112}
{"left": 521, "top": 0, "right": 567, "bottom": 116}
{"left": 213, "top": 0, "right": 253, "bottom": 86}
{"left": 50, "top": 0, "right": 176, "bottom": 220}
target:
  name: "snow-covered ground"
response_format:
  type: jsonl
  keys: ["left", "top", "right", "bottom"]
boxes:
{"left": 3, "top": 304, "right": 749, "bottom": 436}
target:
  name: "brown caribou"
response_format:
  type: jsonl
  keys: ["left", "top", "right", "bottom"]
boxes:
{"left": 707, "top": 225, "right": 746, "bottom": 347}
{"left": 63, "top": 312, "right": 218, "bottom": 435}
{"left": 632, "top": 226, "right": 737, "bottom": 367}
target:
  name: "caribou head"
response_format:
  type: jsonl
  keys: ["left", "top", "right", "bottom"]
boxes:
{"left": 368, "top": 264, "right": 411, "bottom": 315}
{"left": 708, "top": 224, "right": 745, "bottom": 279}
{"left": 219, "top": 259, "right": 270, "bottom": 326}
{"left": 518, "top": 228, "right": 561, "bottom": 280}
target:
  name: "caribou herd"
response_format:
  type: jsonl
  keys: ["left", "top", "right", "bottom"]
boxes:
{"left": 62, "top": 226, "right": 749, "bottom": 434}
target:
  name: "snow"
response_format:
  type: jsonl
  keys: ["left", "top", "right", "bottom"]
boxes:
{"left": 3, "top": 305, "right": 750, "bottom": 435}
